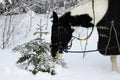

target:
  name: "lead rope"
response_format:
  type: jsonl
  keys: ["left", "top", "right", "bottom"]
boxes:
{"left": 74, "top": 0, "right": 95, "bottom": 58}
{"left": 82, "top": 0, "right": 95, "bottom": 57}
{"left": 92, "top": 0, "right": 95, "bottom": 25}
{"left": 69, "top": 1, "right": 95, "bottom": 58}
{"left": 67, "top": 0, "right": 95, "bottom": 57}
{"left": 72, "top": 0, "right": 95, "bottom": 41}
{"left": 83, "top": 29, "right": 89, "bottom": 58}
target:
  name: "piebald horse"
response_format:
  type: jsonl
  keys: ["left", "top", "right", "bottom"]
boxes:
{"left": 50, "top": 0, "right": 120, "bottom": 72}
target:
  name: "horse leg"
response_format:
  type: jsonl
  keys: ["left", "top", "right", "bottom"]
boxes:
{"left": 110, "top": 55, "right": 118, "bottom": 72}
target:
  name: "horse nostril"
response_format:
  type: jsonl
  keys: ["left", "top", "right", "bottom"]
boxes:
{"left": 58, "top": 46, "right": 64, "bottom": 53}
{"left": 58, "top": 50, "right": 63, "bottom": 54}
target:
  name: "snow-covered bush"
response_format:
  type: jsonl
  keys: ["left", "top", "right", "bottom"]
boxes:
{"left": 12, "top": 22, "right": 54, "bottom": 74}
{"left": 13, "top": 38, "right": 53, "bottom": 74}
{"left": 13, "top": 22, "right": 67, "bottom": 75}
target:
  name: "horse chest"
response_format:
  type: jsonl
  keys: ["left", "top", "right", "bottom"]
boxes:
{"left": 71, "top": 0, "right": 109, "bottom": 25}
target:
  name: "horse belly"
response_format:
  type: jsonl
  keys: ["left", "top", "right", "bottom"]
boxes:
{"left": 71, "top": 0, "right": 108, "bottom": 25}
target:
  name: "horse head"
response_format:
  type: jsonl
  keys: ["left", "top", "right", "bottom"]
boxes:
{"left": 50, "top": 11, "right": 94, "bottom": 58}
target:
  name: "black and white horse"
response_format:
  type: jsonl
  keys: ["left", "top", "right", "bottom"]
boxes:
{"left": 50, "top": 0, "right": 120, "bottom": 72}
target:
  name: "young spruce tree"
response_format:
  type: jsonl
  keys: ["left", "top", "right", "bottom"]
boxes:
{"left": 13, "top": 19, "right": 67, "bottom": 75}
{"left": 13, "top": 20, "right": 55, "bottom": 75}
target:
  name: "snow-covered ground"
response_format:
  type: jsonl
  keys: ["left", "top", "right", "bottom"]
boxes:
{"left": 1, "top": 5, "right": 120, "bottom": 80}
{"left": 1, "top": 42, "right": 120, "bottom": 80}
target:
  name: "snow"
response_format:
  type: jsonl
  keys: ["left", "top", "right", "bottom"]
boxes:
{"left": 1, "top": 47, "right": 120, "bottom": 80}
{"left": 1, "top": 2, "right": 120, "bottom": 80}
{"left": 0, "top": 0, "right": 3, "bottom": 2}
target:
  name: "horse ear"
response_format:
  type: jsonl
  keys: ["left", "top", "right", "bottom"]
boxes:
{"left": 53, "top": 11, "right": 58, "bottom": 23}
{"left": 65, "top": 12, "right": 71, "bottom": 16}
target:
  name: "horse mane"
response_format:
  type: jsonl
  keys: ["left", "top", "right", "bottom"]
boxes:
{"left": 59, "top": 12, "right": 94, "bottom": 28}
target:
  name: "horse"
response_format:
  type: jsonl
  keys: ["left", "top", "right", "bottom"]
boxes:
{"left": 50, "top": 0, "right": 120, "bottom": 72}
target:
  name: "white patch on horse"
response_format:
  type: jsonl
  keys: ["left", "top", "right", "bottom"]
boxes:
{"left": 71, "top": 0, "right": 108, "bottom": 25}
